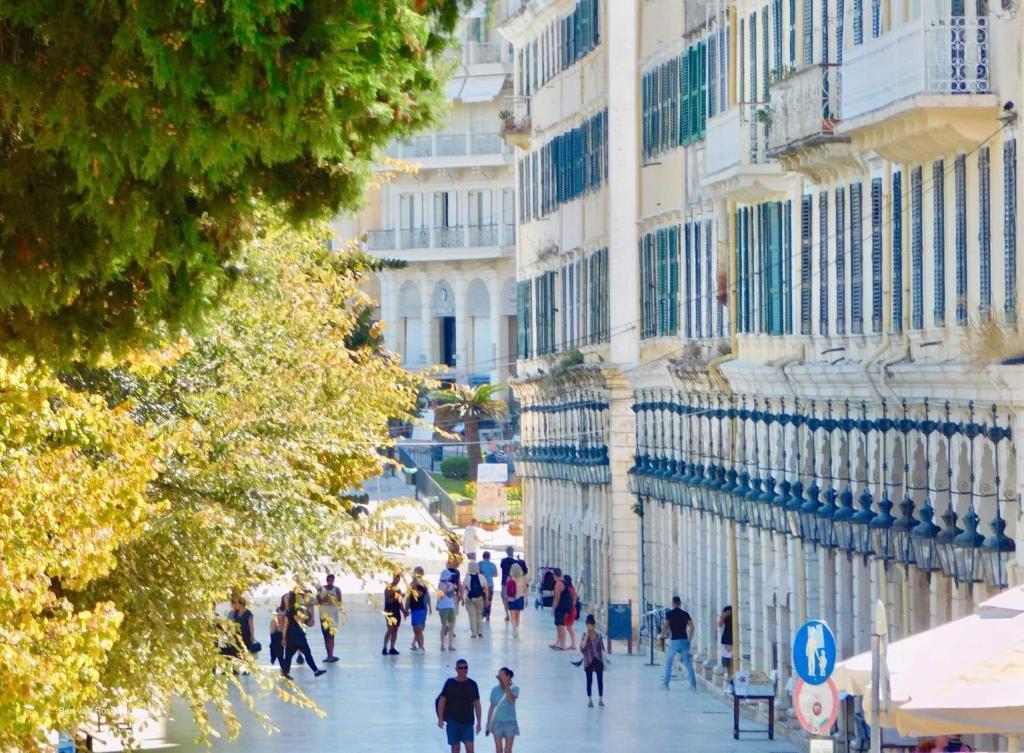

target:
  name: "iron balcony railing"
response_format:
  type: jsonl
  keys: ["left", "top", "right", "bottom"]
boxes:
{"left": 767, "top": 64, "right": 841, "bottom": 156}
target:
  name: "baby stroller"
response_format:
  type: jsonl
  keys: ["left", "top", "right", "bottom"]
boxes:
{"left": 535, "top": 567, "right": 556, "bottom": 609}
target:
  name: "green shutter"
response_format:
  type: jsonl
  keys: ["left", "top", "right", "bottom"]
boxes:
{"left": 669, "top": 225, "right": 680, "bottom": 334}
{"left": 766, "top": 202, "right": 785, "bottom": 335}
{"left": 679, "top": 53, "right": 690, "bottom": 145}
{"left": 699, "top": 41, "right": 708, "bottom": 138}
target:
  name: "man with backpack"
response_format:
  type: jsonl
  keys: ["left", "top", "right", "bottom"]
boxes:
{"left": 499, "top": 546, "right": 527, "bottom": 621}
{"left": 462, "top": 561, "right": 489, "bottom": 639}
{"left": 437, "top": 658, "right": 481, "bottom": 753}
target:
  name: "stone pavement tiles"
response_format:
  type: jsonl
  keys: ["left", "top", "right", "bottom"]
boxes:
{"left": 164, "top": 591, "right": 797, "bottom": 753}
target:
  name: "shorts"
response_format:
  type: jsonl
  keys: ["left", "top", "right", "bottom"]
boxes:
{"left": 439, "top": 608, "right": 456, "bottom": 626}
{"left": 491, "top": 720, "right": 520, "bottom": 738}
{"left": 445, "top": 720, "right": 474, "bottom": 745}
{"left": 509, "top": 597, "right": 525, "bottom": 611}
{"left": 554, "top": 610, "right": 567, "bottom": 627}
{"left": 411, "top": 608, "right": 427, "bottom": 627}
{"left": 385, "top": 608, "right": 402, "bottom": 627}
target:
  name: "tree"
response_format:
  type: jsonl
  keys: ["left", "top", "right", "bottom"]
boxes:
{"left": 0, "top": 0, "right": 469, "bottom": 363}
{"left": 0, "top": 223, "right": 422, "bottom": 751}
{"left": 432, "top": 383, "right": 507, "bottom": 480}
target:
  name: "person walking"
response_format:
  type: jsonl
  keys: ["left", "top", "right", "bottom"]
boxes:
{"left": 464, "top": 519, "right": 479, "bottom": 562}
{"left": 478, "top": 551, "right": 498, "bottom": 621}
{"left": 279, "top": 591, "right": 327, "bottom": 680}
{"left": 499, "top": 547, "right": 527, "bottom": 621}
{"left": 579, "top": 614, "right": 605, "bottom": 707}
{"left": 437, "top": 570, "right": 458, "bottom": 651}
{"left": 406, "top": 566, "right": 432, "bottom": 652}
{"left": 463, "top": 562, "right": 488, "bottom": 639}
{"left": 550, "top": 569, "right": 568, "bottom": 650}
{"left": 506, "top": 563, "right": 526, "bottom": 639}
{"left": 661, "top": 596, "right": 697, "bottom": 690}
{"left": 317, "top": 573, "right": 343, "bottom": 663}
{"left": 485, "top": 667, "right": 520, "bottom": 753}
{"left": 382, "top": 572, "right": 406, "bottom": 655}
{"left": 223, "top": 597, "right": 256, "bottom": 658}
{"left": 718, "top": 605, "right": 733, "bottom": 679}
{"left": 562, "top": 575, "right": 578, "bottom": 650}
{"left": 437, "top": 658, "right": 482, "bottom": 753}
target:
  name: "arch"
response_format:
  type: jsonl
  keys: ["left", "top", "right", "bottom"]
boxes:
{"left": 500, "top": 277, "right": 517, "bottom": 316}
{"left": 466, "top": 278, "right": 490, "bottom": 317}
{"left": 398, "top": 280, "right": 422, "bottom": 318}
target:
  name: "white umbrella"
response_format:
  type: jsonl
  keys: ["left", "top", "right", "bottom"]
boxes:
{"left": 979, "top": 585, "right": 1024, "bottom": 618}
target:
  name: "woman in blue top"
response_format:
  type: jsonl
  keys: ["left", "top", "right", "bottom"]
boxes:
{"left": 485, "top": 666, "right": 519, "bottom": 752}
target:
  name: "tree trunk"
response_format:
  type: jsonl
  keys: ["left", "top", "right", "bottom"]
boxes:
{"left": 465, "top": 416, "right": 482, "bottom": 481}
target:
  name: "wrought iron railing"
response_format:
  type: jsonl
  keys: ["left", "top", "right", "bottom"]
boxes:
{"left": 767, "top": 64, "right": 841, "bottom": 156}
{"left": 705, "top": 103, "right": 770, "bottom": 176}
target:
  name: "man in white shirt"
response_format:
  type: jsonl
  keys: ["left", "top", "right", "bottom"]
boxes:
{"left": 317, "top": 573, "right": 343, "bottom": 663}
{"left": 463, "top": 519, "right": 479, "bottom": 561}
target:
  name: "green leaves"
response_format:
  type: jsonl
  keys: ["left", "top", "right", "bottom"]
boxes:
{"left": 0, "top": 0, "right": 470, "bottom": 362}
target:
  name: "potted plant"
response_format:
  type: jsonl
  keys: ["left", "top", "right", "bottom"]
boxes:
{"left": 480, "top": 518, "right": 501, "bottom": 532}
{"left": 506, "top": 518, "right": 523, "bottom": 536}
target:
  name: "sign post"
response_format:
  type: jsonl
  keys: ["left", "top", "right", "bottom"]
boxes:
{"left": 792, "top": 619, "right": 839, "bottom": 740}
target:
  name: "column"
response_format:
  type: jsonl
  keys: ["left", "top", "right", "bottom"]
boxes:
{"left": 451, "top": 272, "right": 468, "bottom": 380}
{"left": 837, "top": 552, "right": 855, "bottom": 659}
{"left": 419, "top": 272, "right": 434, "bottom": 367}
{"left": 488, "top": 272, "right": 503, "bottom": 385}
{"left": 853, "top": 557, "right": 871, "bottom": 654}
{"left": 606, "top": 373, "right": 640, "bottom": 633}
{"left": 378, "top": 272, "right": 401, "bottom": 356}
{"left": 737, "top": 525, "right": 751, "bottom": 673}
{"left": 748, "top": 527, "right": 764, "bottom": 672}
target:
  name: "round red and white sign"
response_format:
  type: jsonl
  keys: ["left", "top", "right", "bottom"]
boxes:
{"left": 794, "top": 677, "right": 839, "bottom": 736}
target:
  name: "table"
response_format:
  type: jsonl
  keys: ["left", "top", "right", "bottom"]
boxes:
{"left": 730, "top": 680, "right": 776, "bottom": 740}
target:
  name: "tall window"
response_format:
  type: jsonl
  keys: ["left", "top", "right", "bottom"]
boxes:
{"left": 803, "top": 0, "right": 813, "bottom": 64}
{"left": 835, "top": 187, "right": 847, "bottom": 335}
{"left": 587, "top": 248, "right": 610, "bottom": 343}
{"left": 819, "top": 191, "right": 829, "bottom": 336}
{"left": 853, "top": 0, "right": 863, "bottom": 45}
{"left": 1005, "top": 139, "right": 1018, "bottom": 321}
{"left": 640, "top": 227, "right": 680, "bottom": 338}
{"left": 892, "top": 171, "right": 904, "bottom": 333}
{"left": 693, "top": 223, "right": 703, "bottom": 337}
{"left": 705, "top": 219, "right": 715, "bottom": 337}
{"left": 871, "top": 177, "right": 883, "bottom": 333}
{"left": 911, "top": 167, "right": 924, "bottom": 329}
{"left": 979, "top": 147, "right": 992, "bottom": 316}
{"left": 762, "top": 202, "right": 786, "bottom": 335}
{"left": 737, "top": 209, "right": 752, "bottom": 332}
{"left": 516, "top": 281, "right": 532, "bottom": 359}
{"left": 933, "top": 159, "right": 946, "bottom": 325}
{"left": 800, "top": 195, "right": 813, "bottom": 335}
{"left": 955, "top": 154, "right": 968, "bottom": 325}
{"left": 850, "top": 183, "right": 864, "bottom": 334}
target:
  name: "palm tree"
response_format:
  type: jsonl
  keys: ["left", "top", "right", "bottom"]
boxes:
{"left": 432, "top": 383, "right": 507, "bottom": 480}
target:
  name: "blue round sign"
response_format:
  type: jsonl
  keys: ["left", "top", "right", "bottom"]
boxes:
{"left": 791, "top": 619, "right": 837, "bottom": 686}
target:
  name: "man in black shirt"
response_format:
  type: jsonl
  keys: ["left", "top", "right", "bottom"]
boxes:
{"left": 719, "top": 605, "right": 733, "bottom": 678}
{"left": 499, "top": 546, "right": 527, "bottom": 621}
{"left": 437, "top": 658, "right": 481, "bottom": 752}
{"left": 660, "top": 595, "right": 697, "bottom": 690}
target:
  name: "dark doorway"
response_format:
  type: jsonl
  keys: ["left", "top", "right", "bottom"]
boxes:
{"left": 441, "top": 316, "right": 456, "bottom": 367}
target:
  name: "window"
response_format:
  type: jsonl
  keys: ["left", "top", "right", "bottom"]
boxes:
{"left": 871, "top": 0, "right": 881, "bottom": 38}
{"left": 911, "top": 167, "right": 924, "bottom": 329}
{"left": 587, "top": 248, "right": 609, "bottom": 343}
{"left": 836, "top": 186, "right": 847, "bottom": 335}
{"left": 640, "top": 226, "right": 680, "bottom": 339}
{"left": 705, "top": 219, "right": 715, "bottom": 337}
{"left": 800, "top": 195, "right": 813, "bottom": 335}
{"left": 784, "top": 200, "right": 793, "bottom": 334}
{"left": 819, "top": 191, "right": 829, "bottom": 336}
{"left": 933, "top": 159, "right": 946, "bottom": 326}
{"left": 537, "top": 110, "right": 608, "bottom": 216}
{"left": 788, "top": 0, "right": 797, "bottom": 65}
{"left": 1005, "top": 139, "right": 1018, "bottom": 321}
{"left": 737, "top": 209, "right": 752, "bottom": 332}
{"left": 979, "top": 147, "right": 992, "bottom": 316}
{"left": 803, "top": 0, "right": 813, "bottom": 64}
{"left": 853, "top": 0, "right": 863, "bottom": 45}
{"left": 763, "top": 202, "right": 786, "bottom": 335}
{"left": 955, "top": 154, "right": 968, "bottom": 325}
{"left": 534, "top": 271, "right": 557, "bottom": 356}
{"left": 516, "top": 281, "right": 532, "bottom": 359}
{"left": 892, "top": 171, "right": 904, "bottom": 333}
{"left": 871, "top": 177, "right": 883, "bottom": 333}
{"left": 773, "top": 0, "right": 783, "bottom": 75}
{"left": 850, "top": 182, "right": 864, "bottom": 334}
{"left": 836, "top": 0, "right": 845, "bottom": 63}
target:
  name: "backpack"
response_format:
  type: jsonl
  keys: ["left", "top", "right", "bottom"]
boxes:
{"left": 541, "top": 570, "right": 556, "bottom": 591}
{"left": 467, "top": 574, "right": 484, "bottom": 599}
{"left": 567, "top": 586, "right": 578, "bottom": 618}
{"left": 506, "top": 578, "right": 517, "bottom": 598}
{"left": 435, "top": 679, "right": 451, "bottom": 717}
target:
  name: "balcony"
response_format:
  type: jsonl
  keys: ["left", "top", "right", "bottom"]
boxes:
{"left": 499, "top": 96, "right": 532, "bottom": 149}
{"left": 364, "top": 224, "right": 514, "bottom": 260}
{"left": 383, "top": 131, "right": 509, "bottom": 166}
{"left": 766, "top": 64, "right": 857, "bottom": 181}
{"left": 702, "top": 103, "right": 786, "bottom": 202}
{"left": 837, "top": 13, "right": 999, "bottom": 161}
{"left": 464, "top": 41, "right": 503, "bottom": 66}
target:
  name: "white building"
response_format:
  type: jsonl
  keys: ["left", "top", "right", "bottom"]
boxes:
{"left": 503, "top": 0, "right": 1024, "bottom": 743}
{"left": 334, "top": 1, "right": 522, "bottom": 387}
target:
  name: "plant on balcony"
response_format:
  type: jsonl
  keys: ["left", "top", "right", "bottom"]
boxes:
{"left": 480, "top": 518, "right": 501, "bottom": 532}
{"left": 755, "top": 107, "right": 773, "bottom": 125}
{"left": 507, "top": 519, "right": 523, "bottom": 536}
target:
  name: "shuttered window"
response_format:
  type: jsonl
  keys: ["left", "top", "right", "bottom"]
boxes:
{"left": 538, "top": 110, "right": 608, "bottom": 216}
{"left": 763, "top": 202, "right": 786, "bottom": 335}
{"left": 788, "top": 0, "right": 797, "bottom": 65}
{"left": 836, "top": 187, "right": 847, "bottom": 335}
{"left": 534, "top": 271, "right": 557, "bottom": 356}
{"left": 836, "top": 0, "right": 845, "bottom": 63}
{"left": 693, "top": 222, "right": 703, "bottom": 337}
{"left": 640, "top": 227, "right": 680, "bottom": 339}
{"left": 800, "top": 195, "right": 813, "bottom": 335}
{"left": 819, "top": 191, "right": 829, "bottom": 336}
{"left": 911, "top": 167, "right": 924, "bottom": 329}
{"left": 772, "top": 0, "right": 783, "bottom": 80}
{"left": 737, "top": 210, "right": 751, "bottom": 333}
{"left": 933, "top": 160, "right": 946, "bottom": 326}
{"left": 871, "top": 0, "right": 881, "bottom": 38}
{"left": 979, "top": 147, "right": 992, "bottom": 316}
{"left": 783, "top": 200, "right": 794, "bottom": 334}
{"left": 516, "top": 281, "right": 532, "bottom": 359}
{"left": 853, "top": 0, "right": 863, "bottom": 45}
{"left": 871, "top": 177, "right": 883, "bottom": 333}
{"left": 1005, "top": 139, "right": 1018, "bottom": 321}
{"left": 955, "top": 154, "right": 968, "bottom": 325}
{"left": 705, "top": 219, "right": 715, "bottom": 337}
{"left": 850, "top": 182, "right": 864, "bottom": 334}
{"left": 803, "top": 0, "right": 813, "bottom": 64}
{"left": 892, "top": 171, "right": 904, "bottom": 333}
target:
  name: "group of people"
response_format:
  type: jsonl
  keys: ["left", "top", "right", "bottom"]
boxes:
{"left": 655, "top": 598, "right": 734, "bottom": 690}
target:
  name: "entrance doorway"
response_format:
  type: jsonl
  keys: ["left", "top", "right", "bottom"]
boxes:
{"left": 441, "top": 316, "right": 456, "bottom": 367}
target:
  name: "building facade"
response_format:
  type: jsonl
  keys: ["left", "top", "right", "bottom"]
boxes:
{"left": 503, "top": 0, "right": 1024, "bottom": 738}
{"left": 334, "top": 1, "right": 522, "bottom": 387}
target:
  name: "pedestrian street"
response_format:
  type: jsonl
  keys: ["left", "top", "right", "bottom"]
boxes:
{"left": 165, "top": 582, "right": 798, "bottom": 752}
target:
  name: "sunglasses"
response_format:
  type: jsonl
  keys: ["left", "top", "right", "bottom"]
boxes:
{"left": 456, "top": 665, "right": 468, "bottom": 670}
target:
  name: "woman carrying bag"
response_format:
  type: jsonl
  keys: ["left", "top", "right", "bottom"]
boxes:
{"left": 485, "top": 666, "right": 519, "bottom": 753}
{"left": 578, "top": 614, "right": 605, "bottom": 708}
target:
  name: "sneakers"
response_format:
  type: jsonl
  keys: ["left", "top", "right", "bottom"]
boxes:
{"left": 588, "top": 699, "right": 594, "bottom": 708}
{"left": 381, "top": 648, "right": 388, "bottom": 656}
{"left": 314, "top": 669, "right": 327, "bottom": 677}
{"left": 388, "top": 648, "right": 400, "bottom": 655}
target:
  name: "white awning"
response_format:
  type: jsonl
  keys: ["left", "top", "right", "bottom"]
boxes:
{"left": 445, "top": 76, "right": 467, "bottom": 101}
{"left": 459, "top": 74, "right": 507, "bottom": 103}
